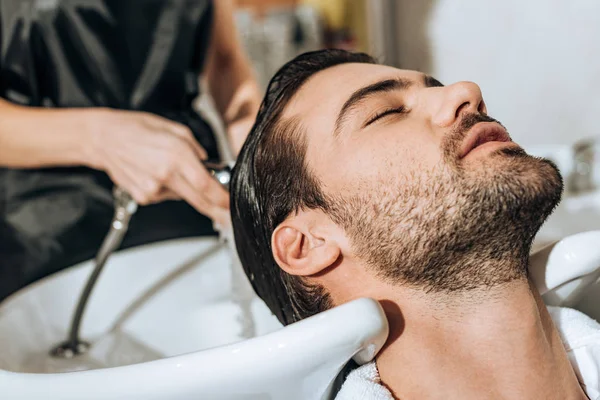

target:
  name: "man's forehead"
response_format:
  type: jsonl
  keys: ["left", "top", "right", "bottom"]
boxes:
{"left": 282, "top": 63, "right": 423, "bottom": 124}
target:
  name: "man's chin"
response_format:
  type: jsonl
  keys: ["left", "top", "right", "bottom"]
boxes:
{"left": 493, "top": 146, "right": 562, "bottom": 180}
{"left": 477, "top": 147, "right": 564, "bottom": 219}
{"left": 477, "top": 145, "right": 559, "bottom": 175}
{"left": 494, "top": 145, "right": 530, "bottom": 158}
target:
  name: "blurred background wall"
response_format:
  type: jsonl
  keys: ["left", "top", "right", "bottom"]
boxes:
{"left": 395, "top": 0, "right": 600, "bottom": 149}
{"left": 231, "top": 0, "right": 599, "bottom": 150}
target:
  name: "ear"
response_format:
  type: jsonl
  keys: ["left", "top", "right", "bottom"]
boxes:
{"left": 272, "top": 211, "right": 341, "bottom": 277}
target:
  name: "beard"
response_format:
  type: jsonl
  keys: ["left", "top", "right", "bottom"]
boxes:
{"left": 328, "top": 113, "right": 564, "bottom": 293}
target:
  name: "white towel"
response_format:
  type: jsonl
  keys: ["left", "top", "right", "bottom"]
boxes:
{"left": 335, "top": 361, "right": 394, "bottom": 400}
{"left": 336, "top": 306, "right": 600, "bottom": 400}
{"left": 548, "top": 306, "right": 600, "bottom": 399}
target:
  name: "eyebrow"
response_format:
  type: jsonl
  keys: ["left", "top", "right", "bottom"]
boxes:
{"left": 334, "top": 74, "right": 443, "bottom": 136}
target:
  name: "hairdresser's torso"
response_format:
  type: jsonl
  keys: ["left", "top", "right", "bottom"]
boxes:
{"left": 0, "top": 0, "right": 220, "bottom": 300}
{"left": 0, "top": 0, "right": 217, "bottom": 152}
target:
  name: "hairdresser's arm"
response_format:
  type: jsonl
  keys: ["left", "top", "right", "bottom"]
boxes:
{"left": 205, "top": 0, "right": 261, "bottom": 156}
{"left": 0, "top": 100, "right": 229, "bottom": 221}
{"left": 0, "top": 98, "right": 95, "bottom": 168}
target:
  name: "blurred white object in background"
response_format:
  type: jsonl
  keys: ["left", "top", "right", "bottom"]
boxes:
{"left": 530, "top": 231, "right": 600, "bottom": 308}
{"left": 427, "top": 0, "right": 600, "bottom": 150}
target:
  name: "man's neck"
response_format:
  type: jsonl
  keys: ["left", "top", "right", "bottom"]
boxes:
{"left": 375, "top": 278, "right": 587, "bottom": 400}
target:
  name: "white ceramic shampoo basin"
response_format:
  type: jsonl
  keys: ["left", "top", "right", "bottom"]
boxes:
{"left": 0, "top": 238, "right": 388, "bottom": 400}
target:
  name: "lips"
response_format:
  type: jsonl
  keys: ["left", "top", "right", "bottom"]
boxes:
{"left": 459, "top": 122, "right": 512, "bottom": 158}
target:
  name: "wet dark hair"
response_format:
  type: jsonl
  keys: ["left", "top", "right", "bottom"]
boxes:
{"left": 230, "top": 49, "right": 377, "bottom": 326}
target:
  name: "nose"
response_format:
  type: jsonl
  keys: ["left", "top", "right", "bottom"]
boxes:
{"left": 430, "top": 81, "right": 487, "bottom": 128}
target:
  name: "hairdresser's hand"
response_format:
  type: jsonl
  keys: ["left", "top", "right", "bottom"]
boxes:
{"left": 86, "top": 108, "right": 229, "bottom": 221}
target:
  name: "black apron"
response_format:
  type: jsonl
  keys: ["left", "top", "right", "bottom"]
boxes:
{"left": 0, "top": 0, "right": 219, "bottom": 301}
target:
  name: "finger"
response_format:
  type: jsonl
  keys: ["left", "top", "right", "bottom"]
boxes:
{"left": 111, "top": 144, "right": 185, "bottom": 201}
{"left": 167, "top": 150, "right": 230, "bottom": 218}
{"left": 104, "top": 158, "right": 159, "bottom": 205}
{"left": 179, "top": 160, "right": 230, "bottom": 210}
{"left": 170, "top": 125, "right": 207, "bottom": 160}
{"left": 112, "top": 135, "right": 211, "bottom": 210}
{"left": 106, "top": 152, "right": 184, "bottom": 206}
{"left": 149, "top": 116, "right": 208, "bottom": 160}
{"left": 171, "top": 143, "right": 230, "bottom": 208}
{"left": 155, "top": 188, "right": 181, "bottom": 202}
{"left": 168, "top": 171, "right": 222, "bottom": 218}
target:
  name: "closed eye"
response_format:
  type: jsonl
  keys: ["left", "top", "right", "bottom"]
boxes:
{"left": 364, "top": 106, "right": 406, "bottom": 127}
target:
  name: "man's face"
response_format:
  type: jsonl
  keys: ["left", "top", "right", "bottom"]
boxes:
{"left": 282, "top": 63, "right": 563, "bottom": 291}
